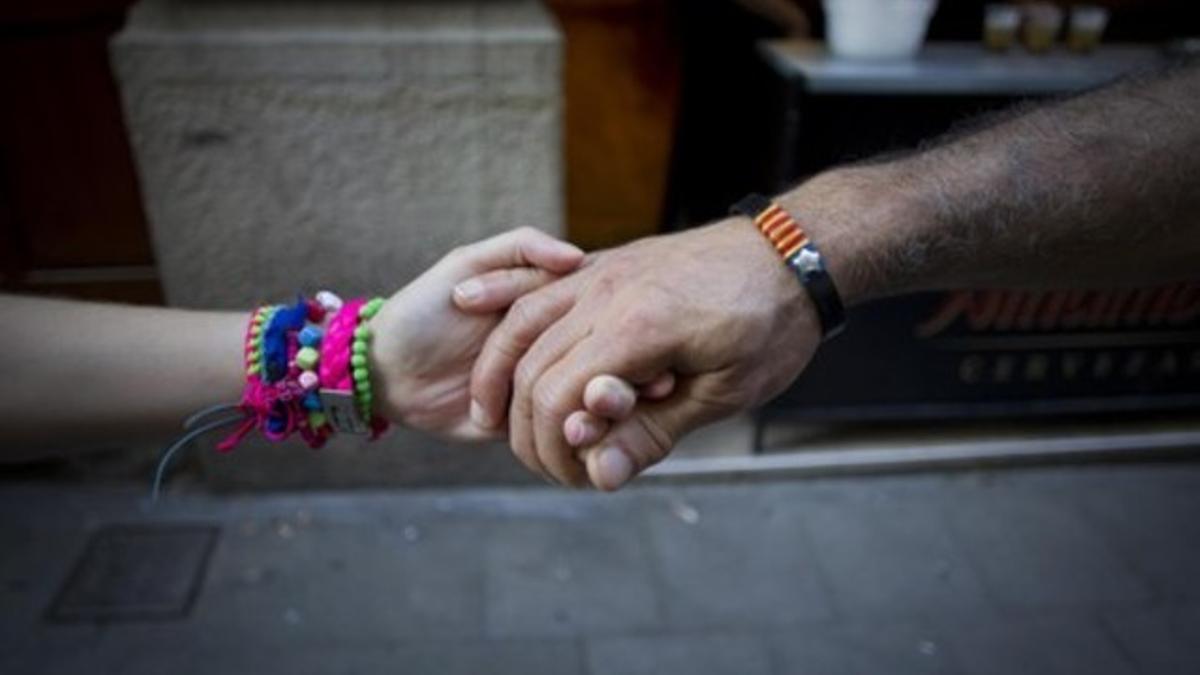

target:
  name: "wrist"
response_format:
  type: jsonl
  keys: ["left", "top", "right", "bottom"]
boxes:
{"left": 712, "top": 215, "right": 820, "bottom": 331}
{"left": 777, "top": 165, "right": 930, "bottom": 305}
{"left": 365, "top": 303, "right": 407, "bottom": 426}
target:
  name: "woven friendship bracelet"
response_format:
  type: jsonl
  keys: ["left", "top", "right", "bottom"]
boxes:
{"left": 318, "top": 298, "right": 373, "bottom": 435}
{"left": 243, "top": 305, "right": 272, "bottom": 379}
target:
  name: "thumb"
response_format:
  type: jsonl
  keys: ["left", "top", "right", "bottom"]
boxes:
{"left": 582, "top": 387, "right": 720, "bottom": 492}
{"left": 453, "top": 226, "right": 585, "bottom": 277}
{"left": 453, "top": 267, "right": 560, "bottom": 313}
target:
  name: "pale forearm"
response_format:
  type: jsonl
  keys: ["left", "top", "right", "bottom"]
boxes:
{"left": 1, "top": 228, "right": 588, "bottom": 458}
{"left": 1, "top": 294, "right": 245, "bottom": 452}
{"left": 784, "top": 61, "right": 1200, "bottom": 304}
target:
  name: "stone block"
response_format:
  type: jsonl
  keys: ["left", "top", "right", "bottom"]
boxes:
{"left": 111, "top": 0, "right": 563, "bottom": 310}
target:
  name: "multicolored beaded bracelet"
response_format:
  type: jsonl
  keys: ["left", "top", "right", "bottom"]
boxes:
{"left": 298, "top": 290, "right": 342, "bottom": 436}
{"left": 157, "top": 290, "right": 389, "bottom": 500}
{"left": 212, "top": 291, "right": 396, "bottom": 455}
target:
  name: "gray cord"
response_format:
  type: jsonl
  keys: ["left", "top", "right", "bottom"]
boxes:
{"left": 183, "top": 402, "right": 242, "bottom": 431}
{"left": 150, "top": 414, "right": 246, "bottom": 502}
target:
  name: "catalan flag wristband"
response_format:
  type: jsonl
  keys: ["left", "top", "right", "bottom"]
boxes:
{"left": 731, "top": 194, "right": 846, "bottom": 340}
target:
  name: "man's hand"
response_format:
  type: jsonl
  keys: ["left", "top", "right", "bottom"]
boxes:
{"left": 468, "top": 219, "right": 823, "bottom": 489}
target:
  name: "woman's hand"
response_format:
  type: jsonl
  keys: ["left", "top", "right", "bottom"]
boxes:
{"left": 367, "top": 228, "right": 585, "bottom": 440}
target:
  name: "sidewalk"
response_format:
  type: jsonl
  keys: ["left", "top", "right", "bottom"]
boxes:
{"left": 3, "top": 463, "right": 1199, "bottom": 674}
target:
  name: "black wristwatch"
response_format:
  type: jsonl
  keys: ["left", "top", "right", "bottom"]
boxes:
{"left": 731, "top": 193, "right": 846, "bottom": 341}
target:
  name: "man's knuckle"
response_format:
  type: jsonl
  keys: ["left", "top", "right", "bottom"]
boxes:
{"left": 532, "top": 380, "right": 569, "bottom": 419}
{"left": 494, "top": 340, "right": 524, "bottom": 365}
{"left": 636, "top": 414, "right": 674, "bottom": 463}
{"left": 616, "top": 305, "right": 660, "bottom": 337}
{"left": 486, "top": 321, "right": 527, "bottom": 363}
{"left": 513, "top": 359, "right": 539, "bottom": 396}
{"left": 508, "top": 295, "right": 538, "bottom": 324}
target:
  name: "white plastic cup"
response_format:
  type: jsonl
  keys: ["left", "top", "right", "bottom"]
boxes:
{"left": 823, "top": 0, "right": 939, "bottom": 60}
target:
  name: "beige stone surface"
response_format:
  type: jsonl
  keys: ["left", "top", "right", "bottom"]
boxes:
{"left": 112, "top": 0, "right": 563, "bottom": 309}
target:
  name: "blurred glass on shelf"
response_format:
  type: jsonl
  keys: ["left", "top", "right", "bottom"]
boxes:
{"left": 983, "top": 4, "right": 1021, "bottom": 52}
{"left": 1067, "top": 5, "right": 1110, "bottom": 53}
{"left": 1023, "top": 3, "right": 1064, "bottom": 53}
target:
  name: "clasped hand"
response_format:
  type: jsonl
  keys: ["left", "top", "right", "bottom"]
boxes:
{"left": 370, "top": 223, "right": 821, "bottom": 491}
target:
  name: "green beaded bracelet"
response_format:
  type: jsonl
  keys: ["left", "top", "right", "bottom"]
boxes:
{"left": 350, "top": 297, "right": 386, "bottom": 420}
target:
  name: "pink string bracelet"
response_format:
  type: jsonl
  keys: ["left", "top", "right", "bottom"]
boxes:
{"left": 317, "top": 298, "right": 375, "bottom": 435}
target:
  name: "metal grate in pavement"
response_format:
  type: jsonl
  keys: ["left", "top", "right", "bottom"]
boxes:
{"left": 46, "top": 524, "right": 218, "bottom": 623}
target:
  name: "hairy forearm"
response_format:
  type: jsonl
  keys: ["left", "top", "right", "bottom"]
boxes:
{"left": 1, "top": 294, "right": 245, "bottom": 454}
{"left": 784, "top": 61, "right": 1200, "bottom": 304}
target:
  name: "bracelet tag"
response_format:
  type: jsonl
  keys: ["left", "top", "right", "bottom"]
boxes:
{"left": 319, "top": 389, "right": 370, "bottom": 435}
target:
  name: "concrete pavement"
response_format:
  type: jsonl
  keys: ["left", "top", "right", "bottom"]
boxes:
{"left": 3, "top": 463, "right": 1200, "bottom": 674}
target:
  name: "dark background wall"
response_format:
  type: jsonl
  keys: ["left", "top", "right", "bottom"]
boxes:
{"left": 3, "top": 0, "right": 1199, "bottom": 300}
{"left": 0, "top": 1, "right": 161, "bottom": 304}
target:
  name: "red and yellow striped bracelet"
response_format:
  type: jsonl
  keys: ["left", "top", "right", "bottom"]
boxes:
{"left": 731, "top": 193, "right": 847, "bottom": 340}
{"left": 754, "top": 202, "right": 811, "bottom": 260}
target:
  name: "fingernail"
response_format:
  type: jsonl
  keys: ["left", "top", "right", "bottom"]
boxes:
{"left": 605, "top": 392, "right": 628, "bottom": 414}
{"left": 596, "top": 447, "right": 634, "bottom": 491}
{"left": 567, "top": 417, "right": 597, "bottom": 446}
{"left": 454, "top": 279, "right": 484, "bottom": 304}
{"left": 565, "top": 418, "right": 583, "bottom": 445}
{"left": 470, "top": 399, "right": 495, "bottom": 429}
